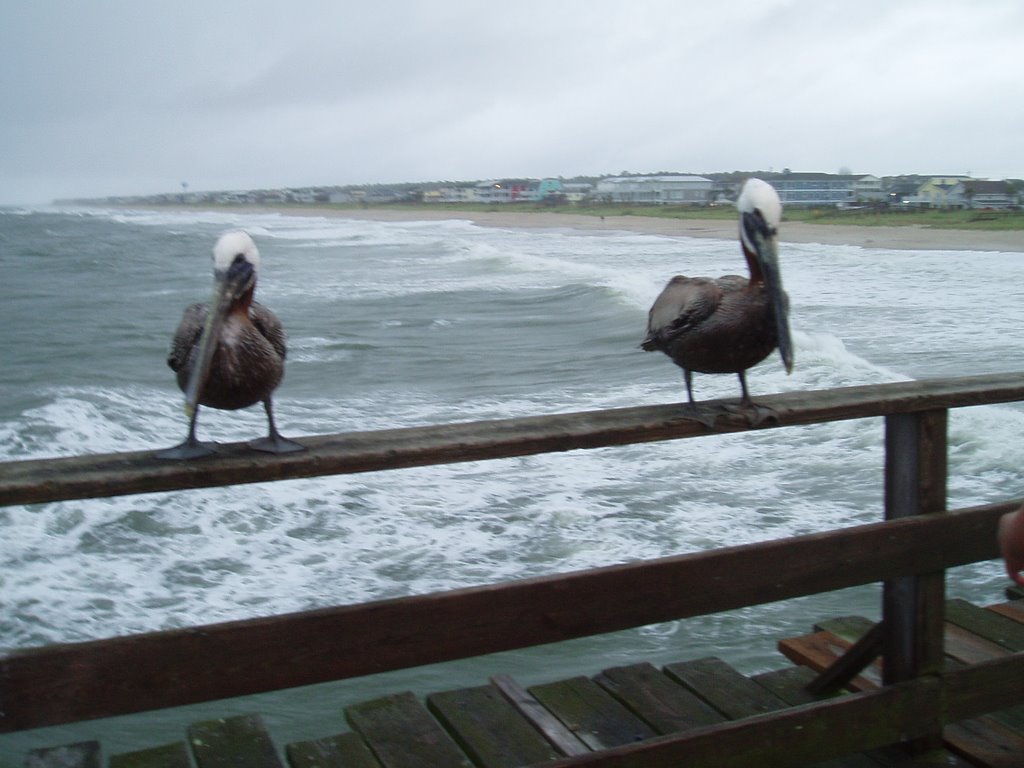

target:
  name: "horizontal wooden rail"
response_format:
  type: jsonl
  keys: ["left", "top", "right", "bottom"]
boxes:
{"left": 539, "top": 652, "right": 1024, "bottom": 767}
{"left": 1, "top": 501, "right": 1013, "bottom": 732}
{"left": 2, "top": 372, "right": 1023, "bottom": 507}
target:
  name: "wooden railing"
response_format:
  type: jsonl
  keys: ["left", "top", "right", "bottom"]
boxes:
{"left": 2, "top": 372, "right": 1024, "bottom": 765}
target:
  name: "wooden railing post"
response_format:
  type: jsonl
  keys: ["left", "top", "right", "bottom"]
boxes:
{"left": 883, "top": 410, "right": 947, "bottom": 749}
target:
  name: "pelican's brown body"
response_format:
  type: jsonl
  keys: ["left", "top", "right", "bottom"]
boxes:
{"left": 158, "top": 231, "right": 303, "bottom": 459}
{"left": 641, "top": 273, "right": 780, "bottom": 376}
{"left": 168, "top": 298, "right": 286, "bottom": 412}
{"left": 642, "top": 178, "right": 792, "bottom": 406}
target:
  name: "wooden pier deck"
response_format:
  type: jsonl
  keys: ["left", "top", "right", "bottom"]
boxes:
{"left": 23, "top": 595, "right": 1024, "bottom": 768}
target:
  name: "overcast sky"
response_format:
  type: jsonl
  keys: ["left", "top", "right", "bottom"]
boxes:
{"left": 2, "top": 1, "right": 1022, "bottom": 204}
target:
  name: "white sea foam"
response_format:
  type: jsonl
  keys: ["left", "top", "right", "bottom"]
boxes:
{"left": 1, "top": 208, "right": 1020, "bottom": 656}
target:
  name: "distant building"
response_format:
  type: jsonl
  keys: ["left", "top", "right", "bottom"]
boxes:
{"left": 533, "top": 178, "right": 563, "bottom": 202}
{"left": 475, "top": 180, "right": 531, "bottom": 203}
{"left": 765, "top": 173, "right": 882, "bottom": 207}
{"left": 914, "top": 176, "right": 971, "bottom": 208}
{"left": 955, "top": 179, "right": 1017, "bottom": 209}
{"left": 561, "top": 182, "right": 593, "bottom": 202}
{"left": 594, "top": 175, "right": 713, "bottom": 205}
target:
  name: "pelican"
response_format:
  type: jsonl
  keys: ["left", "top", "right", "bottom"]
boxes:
{"left": 641, "top": 178, "right": 793, "bottom": 417}
{"left": 157, "top": 231, "right": 304, "bottom": 459}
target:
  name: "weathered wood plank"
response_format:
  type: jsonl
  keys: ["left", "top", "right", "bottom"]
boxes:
{"left": 4, "top": 373, "right": 1024, "bottom": 507}
{"left": 943, "top": 652, "right": 1024, "bottom": 721}
{"left": 187, "top": 713, "right": 283, "bottom": 768}
{"left": 593, "top": 663, "right": 725, "bottom": 734}
{"left": 426, "top": 684, "right": 561, "bottom": 768}
{"left": 989, "top": 600, "right": 1024, "bottom": 624}
{"left": 805, "top": 620, "right": 885, "bottom": 696}
{"left": 882, "top": 410, "right": 947, "bottom": 696}
{"left": 946, "top": 599, "right": 1024, "bottom": 651}
{"left": 24, "top": 742, "right": 101, "bottom": 768}
{"left": 778, "top": 630, "right": 881, "bottom": 690}
{"left": 284, "top": 732, "right": 381, "bottom": 768}
{"left": 4, "top": 502, "right": 1011, "bottom": 733}
{"left": 109, "top": 742, "right": 192, "bottom": 768}
{"left": 539, "top": 677, "right": 946, "bottom": 768}
{"left": 528, "top": 676, "right": 657, "bottom": 751}
{"left": 536, "top": 657, "right": 1024, "bottom": 767}
{"left": 814, "top": 616, "right": 875, "bottom": 644}
{"left": 945, "top": 716, "right": 1024, "bottom": 768}
{"left": 663, "top": 657, "right": 788, "bottom": 719}
{"left": 943, "top": 622, "right": 1012, "bottom": 665}
{"left": 750, "top": 666, "right": 823, "bottom": 706}
{"left": 752, "top": 668, "right": 922, "bottom": 768}
{"left": 490, "top": 674, "right": 589, "bottom": 757}
{"left": 345, "top": 691, "right": 473, "bottom": 768}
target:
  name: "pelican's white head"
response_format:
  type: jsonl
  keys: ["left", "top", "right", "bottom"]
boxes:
{"left": 212, "top": 230, "right": 261, "bottom": 274}
{"left": 737, "top": 178, "right": 782, "bottom": 255}
{"left": 737, "top": 178, "right": 792, "bottom": 374}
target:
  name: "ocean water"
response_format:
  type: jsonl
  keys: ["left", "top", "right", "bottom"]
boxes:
{"left": 1, "top": 206, "right": 1023, "bottom": 757}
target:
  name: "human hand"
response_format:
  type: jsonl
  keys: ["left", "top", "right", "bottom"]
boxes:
{"left": 998, "top": 507, "right": 1024, "bottom": 586}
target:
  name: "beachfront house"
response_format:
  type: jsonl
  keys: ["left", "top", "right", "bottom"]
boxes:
{"left": 594, "top": 175, "right": 713, "bottom": 205}
{"left": 765, "top": 172, "right": 883, "bottom": 207}
{"left": 561, "top": 182, "right": 593, "bottom": 202}
{"left": 914, "top": 176, "right": 971, "bottom": 208}
{"left": 474, "top": 180, "right": 533, "bottom": 203}
{"left": 421, "top": 186, "right": 477, "bottom": 204}
{"left": 954, "top": 179, "right": 1017, "bottom": 209}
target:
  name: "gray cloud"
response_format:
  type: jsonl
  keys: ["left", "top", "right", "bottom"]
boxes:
{"left": 2, "top": 0, "right": 1022, "bottom": 204}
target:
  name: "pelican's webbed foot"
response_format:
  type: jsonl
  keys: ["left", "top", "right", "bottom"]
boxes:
{"left": 251, "top": 398, "right": 306, "bottom": 454}
{"left": 156, "top": 437, "right": 218, "bottom": 460}
{"left": 249, "top": 433, "right": 305, "bottom": 454}
{"left": 723, "top": 400, "right": 780, "bottom": 427}
{"left": 680, "top": 402, "right": 721, "bottom": 429}
{"left": 156, "top": 410, "right": 217, "bottom": 459}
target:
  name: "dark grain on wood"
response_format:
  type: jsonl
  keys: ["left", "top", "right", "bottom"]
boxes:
{"left": 989, "top": 600, "right": 1024, "bottom": 624}
{"left": 593, "top": 663, "right": 725, "bottom": 734}
{"left": 943, "top": 652, "right": 1024, "bottom": 721}
{"left": 1, "top": 503, "right": 1013, "bottom": 733}
{"left": 814, "top": 615, "right": 875, "bottom": 644}
{"left": 779, "top": 630, "right": 881, "bottom": 690}
{"left": 187, "top": 714, "right": 283, "bottom": 768}
{"left": 345, "top": 692, "right": 473, "bottom": 768}
{"left": 945, "top": 716, "right": 1024, "bottom": 768}
{"left": 528, "top": 676, "right": 657, "bottom": 751}
{"left": 109, "top": 742, "right": 193, "bottom": 768}
{"left": 663, "top": 657, "right": 787, "bottom": 720}
{"left": 490, "top": 674, "right": 589, "bottom": 757}
{"left": 805, "top": 621, "right": 885, "bottom": 696}
{"left": 539, "top": 678, "right": 946, "bottom": 768}
{"left": 3, "top": 373, "right": 1023, "bottom": 507}
{"left": 943, "top": 623, "right": 1012, "bottom": 665}
{"left": 750, "top": 666, "right": 822, "bottom": 706}
{"left": 882, "top": 410, "right": 947, "bottom": 696}
{"left": 284, "top": 732, "right": 382, "bottom": 768}
{"left": 426, "top": 684, "right": 561, "bottom": 768}
{"left": 946, "top": 599, "right": 1024, "bottom": 651}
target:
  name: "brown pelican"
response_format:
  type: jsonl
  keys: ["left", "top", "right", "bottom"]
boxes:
{"left": 641, "top": 178, "right": 793, "bottom": 418}
{"left": 157, "top": 231, "right": 304, "bottom": 459}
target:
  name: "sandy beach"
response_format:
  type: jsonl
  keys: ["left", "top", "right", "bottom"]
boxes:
{"left": 220, "top": 205, "right": 1024, "bottom": 253}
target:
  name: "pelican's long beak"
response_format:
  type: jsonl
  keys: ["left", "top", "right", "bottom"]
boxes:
{"left": 748, "top": 217, "right": 794, "bottom": 374}
{"left": 183, "top": 258, "right": 255, "bottom": 416}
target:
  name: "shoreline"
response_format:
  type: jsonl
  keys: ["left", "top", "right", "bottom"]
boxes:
{"left": 144, "top": 204, "right": 1024, "bottom": 253}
